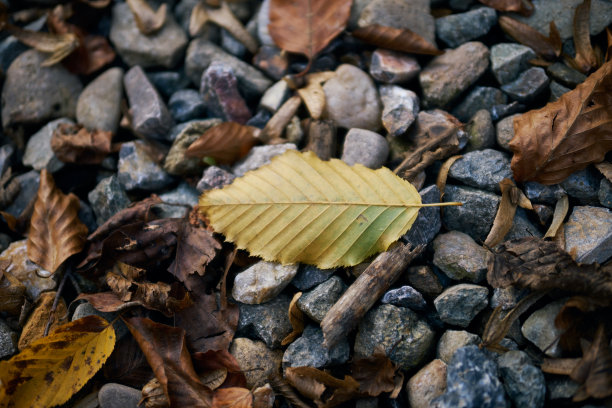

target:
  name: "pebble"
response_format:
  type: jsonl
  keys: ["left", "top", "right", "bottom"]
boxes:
{"left": 229, "top": 338, "right": 283, "bottom": 388}
{"left": 259, "top": 80, "right": 289, "bottom": 113}
{"left": 232, "top": 143, "right": 297, "bottom": 177}
{"left": 379, "top": 85, "right": 419, "bottom": 137}
{"left": 72, "top": 302, "right": 128, "bottom": 339}
{"left": 252, "top": 45, "right": 289, "bottom": 81}
{"left": 124, "top": 66, "right": 174, "bottom": 140}
{"left": 323, "top": 64, "right": 382, "bottom": 131}
{"left": 420, "top": 42, "right": 490, "bottom": 108}
{"left": 341, "top": 129, "right": 389, "bottom": 169}
{"left": 549, "top": 80, "right": 571, "bottom": 101}
{"left": 1, "top": 50, "right": 82, "bottom": 128}
{"left": 451, "top": 87, "right": 507, "bottom": 123}
{"left": 221, "top": 28, "right": 247, "bottom": 58}
{"left": 533, "top": 203, "right": 554, "bottom": 225}
{"left": 524, "top": 181, "right": 566, "bottom": 205}
{"left": 200, "top": 62, "right": 251, "bottom": 124}
{"left": 76, "top": 68, "right": 124, "bottom": 133}
{"left": 109, "top": 2, "right": 188, "bottom": 68}
{"left": 163, "top": 119, "right": 222, "bottom": 176}
{"left": 600, "top": 179, "right": 612, "bottom": 208}
{"left": 0, "top": 240, "right": 55, "bottom": 299}
{"left": 117, "top": 141, "right": 174, "bottom": 191}
{"left": 433, "top": 231, "right": 492, "bottom": 283}
{"left": 247, "top": 109, "right": 273, "bottom": 129}
{"left": 291, "top": 265, "right": 336, "bottom": 291}
{"left": 156, "top": 182, "right": 199, "bottom": 218}
{"left": 196, "top": 166, "right": 236, "bottom": 192}
{"left": 449, "top": 149, "right": 512, "bottom": 193}
{"left": 559, "top": 167, "right": 600, "bottom": 204}
{"left": 490, "top": 287, "right": 521, "bottom": 311}
{"left": 147, "top": 70, "right": 190, "bottom": 99}
{"left": 465, "top": 110, "right": 495, "bottom": 152}
{"left": 564, "top": 206, "right": 612, "bottom": 264}
{"left": 501, "top": 67, "right": 550, "bottom": 103}
{"left": 546, "top": 62, "right": 587, "bottom": 88}
{"left": 437, "top": 330, "right": 481, "bottom": 364}
{"left": 442, "top": 185, "right": 500, "bottom": 242}
{"left": 168, "top": 89, "right": 206, "bottom": 123}
{"left": 490, "top": 43, "right": 537, "bottom": 85}
{"left": 237, "top": 294, "right": 292, "bottom": 349}
{"left": 495, "top": 114, "right": 519, "bottom": 151}
{"left": 256, "top": 0, "right": 274, "bottom": 46}
{"left": 232, "top": 261, "right": 298, "bottom": 304}
{"left": 370, "top": 49, "right": 420, "bottom": 84}
{"left": 87, "top": 175, "right": 131, "bottom": 226}
{"left": 405, "top": 265, "right": 444, "bottom": 299}
{"left": 297, "top": 276, "right": 346, "bottom": 323}
{"left": 402, "top": 185, "right": 442, "bottom": 248}
{"left": 0, "top": 319, "right": 17, "bottom": 359}
{"left": 507, "top": 208, "right": 544, "bottom": 243}
{"left": 434, "top": 284, "right": 489, "bottom": 327}
{"left": 521, "top": 299, "right": 565, "bottom": 357}
{"left": 23, "top": 118, "right": 73, "bottom": 173}
{"left": 381, "top": 286, "right": 427, "bottom": 311}
{"left": 435, "top": 7, "right": 497, "bottom": 48}
{"left": 431, "top": 345, "right": 507, "bottom": 408}
{"left": 406, "top": 359, "right": 448, "bottom": 408}
{"left": 98, "top": 383, "right": 141, "bottom": 408}
{"left": 4, "top": 171, "right": 40, "bottom": 217}
{"left": 354, "top": 304, "right": 434, "bottom": 371}
{"left": 490, "top": 101, "right": 526, "bottom": 122}
{"left": 282, "top": 325, "right": 350, "bottom": 369}
{"left": 0, "top": 144, "right": 13, "bottom": 176}
{"left": 498, "top": 350, "right": 546, "bottom": 408}
{"left": 547, "top": 377, "right": 580, "bottom": 400}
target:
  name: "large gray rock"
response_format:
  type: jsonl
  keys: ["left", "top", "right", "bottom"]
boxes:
{"left": 521, "top": 299, "right": 565, "bottom": 357}
{"left": 434, "top": 284, "right": 489, "bottom": 327}
{"left": 490, "top": 43, "right": 537, "bottom": 85}
{"left": 442, "top": 185, "right": 500, "bottom": 242}
{"left": 232, "top": 143, "right": 297, "bottom": 177}
{"left": 498, "top": 350, "right": 546, "bottom": 408}
{"left": 437, "top": 330, "right": 481, "bottom": 364}
{"left": 163, "top": 119, "right": 222, "bottom": 176}
{"left": 2, "top": 50, "right": 82, "bottom": 128}
{"left": 117, "top": 141, "right": 174, "bottom": 191}
{"left": 449, "top": 149, "right": 512, "bottom": 193}
{"left": 283, "top": 325, "right": 350, "bottom": 369}
{"left": 341, "top": 129, "right": 388, "bottom": 168}
{"left": 564, "top": 206, "right": 612, "bottom": 264}
{"left": 23, "top": 118, "right": 73, "bottom": 173}
{"left": 358, "top": 0, "right": 435, "bottom": 44}
{"left": 77, "top": 67, "right": 124, "bottom": 133}
{"left": 433, "top": 231, "right": 492, "bottom": 283}
{"left": 436, "top": 7, "right": 497, "bottom": 48}
{"left": 87, "top": 175, "right": 131, "bottom": 226}
{"left": 297, "top": 276, "right": 346, "bottom": 323}
{"left": 98, "top": 383, "right": 141, "bottom": 408}
{"left": 237, "top": 294, "right": 292, "bottom": 349}
{"left": 232, "top": 261, "right": 298, "bottom": 304}
{"left": 402, "top": 184, "right": 442, "bottom": 247}
{"left": 109, "top": 2, "right": 188, "bottom": 68}
{"left": 379, "top": 85, "right": 419, "bottom": 137}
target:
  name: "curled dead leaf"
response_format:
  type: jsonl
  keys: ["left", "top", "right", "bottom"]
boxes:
{"left": 477, "top": 0, "right": 533, "bottom": 15}
{"left": 351, "top": 352, "right": 400, "bottom": 397}
{"left": 572, "top": 0, "right": 597, "bottom": 73}
{"left": 484, "top": 179, "right": 531, "bottom": 248}
{"left": 297, "top": 71, "right": 335, "bottom": 120}
{"left": 126, "top": 0, "right": 167, "bottom": 35}
{"left": 185, "top": 122, "right": 259, "bottom": 165}
{"left": 50, "top": 123, "right": 113, "bottom": 164}
{"left": 436, "top": 155, "right": 462, "bottom": 201}
{"left": 570, "top": 324, "right": 612, "bottom": 401}
{"left": 281, "top": 292, "right": 304, "bottom": 346}
{"left": 544, "top": 194, "right": 568, "bottom": 238}
{"left": 212, "top": 387, "right": 253, "bottom": 408}
{"left": 7, "top": 26, "right": 79, "bottom": 66}
{"left": 285, "top": 366, "right": 360, "bottom": 408}
{"left": 352, "top": 24, "right": 442, "bottom": 56}
{"left": 499, "top": 16, "right": 561, "bottom": 60}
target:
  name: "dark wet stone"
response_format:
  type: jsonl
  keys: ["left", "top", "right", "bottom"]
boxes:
{"left": 236, "top": 294, "right": 292, "bottom": 349}
{"left": 436, "top": 7, "right": 497, "bottom": 48}
{"left": 448, "top": 149, "right": 512, "bottom": 193}
{"left": 381, "top": 286, "right": 427, "bottom": 311}
{"left": 402, "top": 184, "right": 442, "bottom": 247}
{"left": 297, "top": 276, "right": 346, "bottom": 323}
{"left": 498, "top": 350, "right": 546, "bottom": 408}
{"left": 501, "top": 67, "right": 549, "bottom": 103}
{"left": 405, "top": 265, "right": 444, "bottom": 299}
{"left": 168, "top": 89, "right": 206, "bottom": 122}
{"left": 434, "top": 284, "right": 489, "bottom": 327}
{"left": 282, "top": 325, "right": 350, "bottom": 369}
{"left": 546, "top": 62, "right": 586, "bottom": 88}
{"left": 117, "top": 141, "right": 174, "bottom": 191}
{"left": 559, "top": 167, "right": 600, "bottom": 204}
{"left": 451, "top": 86, "right": 507, "bottom": 123}
{"left": 291, "top": 265, "right": 336, "bottom": 291}
{"left": 524, "top": 182, "right": 566, "bottom": 205}
{"left": 147, "top": 70, "right": 190, "bottom": 98}
{"left": 490, "top": 43, "right": 537, "bottom": 85}
{"left": 87, "top": 175, "right": 131, "bottom": 226}
{"left": 442, "top": 185, "right": 500, "bottom": 242}
{"left": 490, "top": 101, "right": 526, "bottom": 121}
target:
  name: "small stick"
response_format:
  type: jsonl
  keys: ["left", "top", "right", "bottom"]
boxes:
{"left": 44, "top": 267, "right": 71, "bottom": 336}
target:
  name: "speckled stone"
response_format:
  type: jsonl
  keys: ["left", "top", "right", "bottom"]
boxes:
{"left": 498, "top": 350, "right": 546, "bottom": 408}
{"left": 442, "top": 185, "right": 500, "bottom": 242}
{"left": 381, "top": 286, "right": 427, "bottom": 310}
{"left": 522, "top": 299, "right": 565, "bottom": 357}
{"left": 600, "top": 179, "right": 612, "bottom": 208}
{"left": 434, "top": 284, "right": 489, "bottom": 327}
{"left": 501, "top": 67, "right": 549, "bottom": 103}
{"left": 451, "top": 86, "right": 507, "bottom": 123}
{"left": 291, "top": 265, "right": 336, "bottom": 291}
{"left": 232, "top": 143, "right": 297, "bottom": 177}
{"left": 282, "top": 325, "right": 350, "bottom": 369}
{"left": 559, "top": 167, "right": 600, "bottom": 204}
{"left": 448, "top": 149, "right": 512, "bottom": 193}
{"left": 87, "top": 175, "right": 130, "bottom": 226}
{"left": 490, "top": 43, "right": 537, "bottom": 85}
{"left": 564, "top": 206, "right": 612, "bottom": 264}
{"left": 98, "top": 383, "right": 141, "bottom": 408}
{"left": 236, "top": 294, "right": 292, "bottom": 349}
{"left": 297, "top": 276, "right": 346, "bottom": 323}
{"left": 407, "top": 359, "right": 448, "bottom": 408}
{"left": 524, "top": 182, "right": 566, "bottom": 205}
{"left": 437, "top": 330, "right": 481, "bottom": 364}
{"left": 117, "top": 141, "right": 173, "bottom": 191}
{"left": 196, "top": 166, "right": 236, "bottom": 192}
{"left": 230, "top": 338, "right": 283, "bottom": 388}
{"left": 402, "top": 184, "right": 442, "bottom": 248}
{"left": 380, "top": 85, "right": 419, "bottom": 137}
{"left": 435, "top": 7, "right": 497, "bottom": 48}
{"left": 433, "top": 231, "right": 492, "bottom": 283}
{"left": 405, "top": 265, "right": 444, "bottom": 299}
{"left": 465, "top": 110, "right": 495, "bottom": 152}
{"left": 77, "top": 68, "right": 124, "bottom": 133}
{"left": 232, "top": 261, "right": 298, "bottom": 304}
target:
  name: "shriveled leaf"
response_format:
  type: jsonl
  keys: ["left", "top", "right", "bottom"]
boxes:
{"left": 554, "top": 295, "right": 611, "bottom": 352}
{"left": 351, "top": 352, "right": 399, "bottom": 397}
{"left": 544, "top": 194, "right": 568, "bottom": 238}
{"left": 141, "top": 377, "right": 171, "bottom": 408}
{"left": 541, "top": 358, "right": 580, "bottom": 375}
{"left": 352, "top": 24, "right": 442, "bottom": 56}
{"left": 571, "top": 324, "right": 612, "bottom": 401}
{"left": 0, "top": 268, "right": 26, "bottom": 316}
{"left": 594, "top": 161, "right": 612, "bottom": 182}
{"left": 260, "top": 96, "right": 302, "bottom": 143}
{"left": 50, "top": 123, "right": 113, "bottom": 164}
{"left": 18, "top": 291, "right": 68, "bottom": 350}
{"left": 185, "top": 122, "right": 259, "bottom": 165}
{"left": 285, "top": 366, "right": 360, "bottom": 408}
{"left": 499, "top": 16, "right": 560, "bottom": 60}
{"left": 27, "top": 169, "right": 87, "bottom": 274}
{"left": 252, "top": 384, "right": 275, "bottom": 408}
{"left": 509, "top": 59, "right": 612, "bottom": 184}
{"left": 436, "top": 155, "right": 462, "bottom": 201}
{"left": 193, "top": 350, "right": 247, "bottom": 389}
{"left": 126, "top": 0, "right": 167, "bottom": 35}
{"left": 212, "top": 387, "right": 253, "bottom": 408}
{"left": 297, "top": 71, "right": 335, "bottom": 120}
{"left": 477, "top": 0, "right": 533, "bottom": 15}
{"left": 168, "top": 220, "right": 221, "bottom": 281}
{"left": 572, "top": 0, "right": 597, "bottom": 73}
{"left": 0, "top": 316, "right": 115, "bottom": 408}
{"left": 200, "top": 150, "right": 458, "bottom": 268}
{"left": 484, "top": 179, "right": 531, "bottom": 248}
{"left": 268, "top": 0, "right": 352, "bottom": 73}
{"left": 281, "top": 292, "right": 305, "bottom": 346}
{"left": 8, "top": 26, "right": 79, "bottom": 66}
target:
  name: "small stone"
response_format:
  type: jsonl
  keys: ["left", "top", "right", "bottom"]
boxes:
{"left": 449, "top": 149, "right": 512, "bottom": 193}
{"left": 109, "top": 2, "right": 188, "bottom": 68}
{"left": 490, "top": 101, "right": 526, "bottom": 122}
{"left": 533, "top": 204, "right": 554, "bottom": 225}
{"left": 407, "top": 359, "right": 448, "bottom": 408}
{"left": 196, "top": 166, "right": 236, "bottom": 192}
{"left": 230, "top": 338, "right": 283, "bottom": 388}
{"left": 559, "top": 167, "right": 600, "bottom": 204}
{"left": 355, "top": 398, "right": 378, "bottom": 408}
{"left": 549, "top": 80, "right": 571, "bottom": 101}
{"left": 168, "top": 89, "right": 206, "bottom": 123}
{"left": 437, "top": 330, "right": 481, "bottom": 364}
{"left": 285, "top": 115, "right": 304, "bottom": 144}
{"left": 232, "top": 261, "right": 298, "bottom": 304}
{"left": 524, "top": 181, "right": 566, "bottom": 205}
{"left": 451, "top": 86, "right": 507, "bottom": 123}
{"left": 291, "top": 265, "right": 336, "bottom": 291}
{"left": 490, "top": 287, "right": 521, "bottom": 311}
{"left": 599, "top": 179, "right": 612, "bottom": 208}
{"left": 283, "top": 325, "right": 350, "bottom": 369}
{"left": 370, "top": 49, "right": 420, "bottom": 84}
{"left": 498, "top": 350, "right": 546, "bottom": 408}
{"left": 358, "top": 0, "right": 435, "bottom": 44}
{"left": 405, "top": 265, "right": 444, "bottom": 299}
{"left": 252, "top": 45, "right": 289, "bottom": 81}
{"left": 433, "top": 231, "right": 492, "bottom": 283}
{"left": 490, "top": 43, "right": 537, "bottom": 85}
{"left": 442, "top": 185, "right": 500, "bottom": 242}
{"left": 341, "top": 129, "right": 389, "bottom": 169}
{"left": 448, "top": 0, "right": 475, "bottom": 11}
{"left": 0, "top": 319, "right": 17, "bottom": 359}
{"left": 87, "top": 175, "right": 130, "bottom": 226}
{"left": 522, "top": 299, "right": 565, "bottom": 357}
{"left": 72, "top": 302, "right": 128, "bottom": 339}
{"left": 495, "top": 113, "right": 520, "bottom": 151}
{"left": 117, "top": 141, "right": 174, "bottom": 191}
{"left": 77, "top": 67, "right": 124, "bottom": 133}
{"left": 163, "top": 119, "right": 222, "bottom": 176}
{"left": 420, "top": 42, "right": 490, "bottom": 108}
{"left": 23, "top": 118, "right": 73, "bottom": 172}
{"left": 324, "top": 64, "right": 382, "bottom": 131}
{"left": 200, "top": 62, "right": 251, "bottom": 124}
{"left": 379, "top": 85, "right": 419, "bottom": 137}
{"left": 2, "top": 50, "right": 82, "bottom": 128}
{"left": 0, "top": 144, "right": 14, "bottom": 176}
{"left": 98, "top": 383, "right": 141, "bottom": 408}
{"left": 256, "top": 0, "right": 274, "bottom": 46}
{"left": 501, "top": 67, "right": 549, "bottom": 103}
{"left": 434, "top": 284, "right": 489, "bottom": 327}
{"left": 4, "top": 171, "right": 40, "bottom": 217}
{"left": 259, "top": 80, "right": 289, "bottom": 113}
{"left": 547, "top": 377, "right": 580, "bottom": 400}
{"left": 297, "top": 276, "right": 346, "bottom": 323}
{"left": 354, "top": 304, "right": 435, "bottom": 371}
{"left": 435, "top": 7, "right": 497, "bottom": 48}
{"left": 147, "top": 70, "right": 190, "bottom": 99}
{"left": 0, "top": 240, "right": 56, "bottom": 299}
{"left": 221, "top": 28, "right": 247, "bottom": 58}
{"left": 246, "top": 109, "right": 272, "bottom": 129}
{"left": 156, "top": 183, "right": 199, "bottom": 218}
{"left": 402, "top": 185, "right": 442, "bottom": 248}
{"left": 431, "top": 345, "right": 507, "bottom": 408}
{"left": 564, "top": 206, "right": 612, "bottom": 264}
{"left": 237, "top": 294, "right": 292, "bottom": 349}
{"left": 233, "top": 143, "right": 297, "bottom": 177}
{"left": 466, "top": 110, "right": 495, "bottom": 152}
{"left": 546, "top": 62, "right": 587, "bottom": 88}
{"left": 506, "top": 207, "right": 544, "bottom": 241}
{"left": 381, "top": 286, "right": 426, "bottom": 310}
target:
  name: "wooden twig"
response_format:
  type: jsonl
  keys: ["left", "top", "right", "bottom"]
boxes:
{"left": 43, "top": 267, "right": 71, "bottom": 336}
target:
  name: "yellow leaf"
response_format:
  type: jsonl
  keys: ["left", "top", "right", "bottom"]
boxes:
{"left": 0, "top": 315, "right": 116, "bottom": 408}
{"left": 200, "top": 150, "right": 459, "bottom": 268}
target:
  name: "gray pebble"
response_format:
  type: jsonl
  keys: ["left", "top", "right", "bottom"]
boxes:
{"left": 490, "top": 43, "right": 536, "bottom": 85}
{"left": 524, "top": 181, "right": 566, "bottom": 205}
{"left": 98, "top": 383, "right": 141, "bottom": 408}
{"left": 465, "top": 109, "right": 495, "bottom": 152}
{"left": 559, "top": 167, "right": 600, "bottom": 204}
{"left": 230, "top": 338, "right": 282, "bottom": 389}
{"left": 381, "top": 286, "right": 427, "bottom": 310}
{"left": 233, "top": 143, "right": 297, "bottom": 177}
{"left": 522, "top": 299, "right": 565, "bottom": 357}
{"left": 549, "top": 80, "right": 571, "bottom": 101}
{"left": 282, "top": 325, "right": 350, "bottom": 369}
{"left": 437, "top": 330, "right": 481, "bottom": 364}
{"left": 449, "top": 149, "right": 512, "bottom": 193}
{"left": 451, "top": 86, "right": 507, "bottom": 123}
{"left": 77, "top": 68, "right": 124, "bottom": 133}
{"left": 370, "top": 49, "right": 420, "bottom": 84}
{"left": 434, "top": 284, "right": 489, "bottom": 327}
{"left": 117, "top": 141, "right": 174, "bottom": 191}
{"left": 168, "top": 89, "right": 206, "bottom": 123}
{"left": 546, "top": 62, "right": 586, "bottom": 88}
{"left": 599, "top": 178, "right": 612, "bottom": 208}
{"left": 564, "top": 205, "right": 612, "bottom": 264}
{"left": 358, "top": 0, "right": 435, "bottom": 44}
{"left": 442, "top": 185, "right": 500, "bottom": 242}
{"left": 237, "top": 294, "right": 292, "bottom": 349}
{"left": 501, "top": 67, "right": 549, "bottom": 103}
{"left": 436, "top": 7, "right": 497, "bottom": 48}
{"left": 433, "top": 231, "right": 492, "bottom": 283}
{"left": 402, "top": 184, "right": 442, "bottom": 248}
{"left": 5, "top": 171, "right": 40, "bottom": 217}
{"left": 498, "top": 350, "right": 546, "bottom": 408}
{"left": 23, "top": 118, "right": 73, "bottom": 173}
{"left": 341, "top": 128, "right": 389, "bottom": 169}
{"left": 196, "top": 166, "right": 236, "bottom": 192}
{"left": 156, "top": 182, "right": 199, "bottom": 218}
{"left": 495, "top": 114, "right": 520, "bottom": 151}
{"left": 297, "top": 276, "right": 346, "bottom": 323}
{"left": 87, "top": 175, "right": 131, "bottom": 226}
{"left": 291, "top": 265, "right": 336, "bottom": 291}
{"left": 147, "top": 70, "right": 190, "bottom": 99}
{"left": 232, "top": 261, "right": 298, "bottom": 304}
{"left": 0, "top": 319, "right": 17, "bottom": 359}
{"left": 380, "top": 85, "right": 419, "bottom": 137}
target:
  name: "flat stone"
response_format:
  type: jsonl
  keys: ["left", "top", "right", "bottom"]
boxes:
{"left": 291, "top": 265, "right": 336, "bottom": 291}
{"left": 341, "top": 129, "right": 388, "bottom": 168}
{"left": 434, "top": 284, "right": 489, "bottom": 327}
{"left": 168, "top": 89, "right": 206, "bottom": 123}
{"left": 420, "top": 42, "right": 490, "bottom": 108}
{"left": 549, "top": 80, "right": 571, "bottom": 101}
{"left": 370, "top": 49, "right": 420, "bottom": 84}
{"left": 117, "top": 141, "right": 174, "bottom": 191}
{"left": 522, "top": 299, "right": 565, "bottom": 357}
{"left": 442, "top": 185, "right": 500, "bottom": 242}
{"left": 490, "top": 43, "right": 537, "bottom": 85}
{"left": 23, "top": 118, "right": 73, "bottom": 173}
{"left": 524, "top": 181, "right": 566, "bottom": 205}
{"left": 324, "top": 64, "right": 382, "bottom": 131}
{"left": 0, "top": 319, "right": 17, "bottom": 359}
{"left": 495, "top": 114, "right": 519, "bottom": 151}
{"left": 405, "top": 265, "right": 444, "bottom": 298}
{"left": 282, "top": 325, "right": 350, "bottom": 369}
{"left": 449, "top": 149, "right": 512, "bottom": 193}
{"left": 402, "top": 184, "right": 442, "bottom": 248}
{"left": 297, "top": 276, "right": 346, "bottom": 323}
{"left": 498, "top": 350, "right": 546, "bottom": 408}
{"left": 2, "top": 50, "right": 82, "bottom": 128}
{"left": 451, "top": 86, "right": 507, "bottom": 123}
{"left": 232, "top": 261, "right": 298, "bottom": 304}
{"left": 196, "top": 166, "right": 236, "bottom": 192}
{"left": 381, "top": 286, "right": 426, "bottom": 310}
{"left": 200, "top": 62, "right": 251, "bottom": 124}
{"left": 230, "top": 338, "right": 283, "bottom": 388}
{"left": 259, "top": 80, "right": 289, "bottom": 113}
{"left": 600, "top": 179, "right": 612, "bottom": 208}
{"left": 87, "top": 175, "right": 130, "bottom": 226}
{"left": 0, "top": 144, "right": 14, "bottom": 177}
{"left": 163, "top": 119, "right": 222, "bottom": 176}
{"left": 437, "top": 330, "right": 481, "bottom": 364}
{"left": 232, "top": 143, "right": 297, "bottom": 177}
{"left": 156, "top": 182, "right": 199, "bottom": 218}
{"left": 564, "top": 206, "right": 612, "bottom": 264}
{"left": 236, "top": 294, "right": 292, "bottom": 349}
{"left": 98, "top": 383, "right": 141, "bottom": 408}
{"left": 546, "top": 62, "right": 586, "bottom": 88}
{"left": 147, "top": 70, "right": 190, "bottom": 98}
{"left": 380, "top": 85, "right": 419, "bottom": 137}
{"left": 465, "top": 110, "right": 495, "bottom": 152}
{"left": 407, "top": 359, "right": 448, "bottom": 408}
{"left": 77, "top": 68, "right": 124, "bottom": 133}
{"left": 4, "top": 171, "right": 40, "bottom": 217}
{"left": 433, "top": 231, "right": 492, "bottom": 283}
{"left": 0, "top": 240, "right": 55, "bottom": 300}
{"left": 436, "top": 7, "right": 497, "bottom": 48}
{"left": 560, "top": 167, "right": 600, "bottom": 204}
{"left": 109, "top": 2, "right": 188, "bottom": 68}
{"left": 501, "top": 67, "right": 549, "bottom": 103}
{"left": 355, "top": 304, "right": 434, "bottom": 371}
{"left": 221, "top": 28, "right": 247, "bottom": 58}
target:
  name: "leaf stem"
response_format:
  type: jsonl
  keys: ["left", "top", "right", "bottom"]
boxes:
{"left": 420, "top": 201, "right": 462, "bottom": 207}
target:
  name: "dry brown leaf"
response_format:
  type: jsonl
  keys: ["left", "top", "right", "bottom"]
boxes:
{"left": 352, "top": 24, "right": 442, "bottom": 56}
{"left": 268, "top": 0, "right": 352, "bottom": 73}
{"left": 572, "top": 0, "right": 597, "bottom": 73}
{"left": 77, "top": 0, "right": 112, "bottom": 8}
{"left": 0, "top": 268, "right": 26, "bottom": 316}
{"left": 167, "top": 220, "right": 221, "bottom": 281}
{"left": 126, "top": 0, "right": 167, "bottom": 35}
{"left": 212, "top": 387, "right": 253, "bottom": 408}
{"left": 509, "top": 59, "right": 612, "bottom": 184}
{"left": 570, "top": 324, "right": 612, "bottom": 401}
{"left": 477, "top": 0, "right": 533, "bottom": 15}
{"left": 499, "top": 16, "right": 561, "bottom": 60}
{"left": 27, "top": 169, "right": 87, "bottom": 274}
{"left": 192, "top": 349, "right": 247, "bottom": 389}
{"left": 185, "top": 122, "right": 259, "bottom": 165}
{"left": 7, "top": 26, "right": 79, "bottom": 66}
{"left": 297, "top": 71, "right": 335, "bottom": 120}
{"left": 50, "top": 123, "right": 113, "bottom": 164}
{"left": 350, "top": 352, "right": 399, "bottom": 397}
{"left": 18, "top": 291, "right": 68, "bottom": 350}
{"left": 554, "top": 295, "right": 611, "bottom": 353}
{"left": 281, "top": 292, "right": 305, "bottom": 346}
{"left": 544, "top": 194, "right": 568, "bottom": 238}
{"left": 541, "top": 358, "right": 581, "bottom": 375}
{"left": 285, "top": 366, "right": 360, "bottom": 408}
{"left": 605, "top": 27, "right": 612, "bottom": 62}
{"left": 484, "top": 179, "right": 531, "bottom": 248}
{"left": 594, "top": 161, "right": 612, "bottom": 182}
{"left": 252, "top": 385, "right": 275, "bottom": 408}
{"left": 436, "top": 155, "right": 462, "bottom": 201}
{"left": 260, "top": 95, "right": 302, "bottom": 142}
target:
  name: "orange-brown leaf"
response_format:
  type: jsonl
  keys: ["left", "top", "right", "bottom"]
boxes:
{"left": 499, "top": 16, "right": 561, "bottom": 60}
{"left": 281, "top": 292, "right": 305, "bottom": 346}
{"left": 185, "top": 122, "right": 258, "bottom": 165}
{"left": 50, "top": 123, "right": 113, "bottom": 164}
{"left": 7, "top": 25, "right": 79, "bottom": 66}
{"left": 351, "top": 352, "right": 399, "bottom": 397}
{"left": 605, "top": 27, "right": 611, "bottom": 62}
{"left": 572, "top": 0, "right": 597, "bottom": 73}
{"left": 477, "top": 0, "right": 533, "bottom": 15}
{"left": 285, "top": 366, "right": 360, "bottom": 408}
{"left": 27, "top": 169, "right": 87, "bottom": 274}
{"left": 509, "top": 59, "right": 612, "bottom": 184}
{"left": 352, "top": 24, "right": 442, "bottom": 56}
{"left": 213, "top": 387, "right": 253, "bottom": 408}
